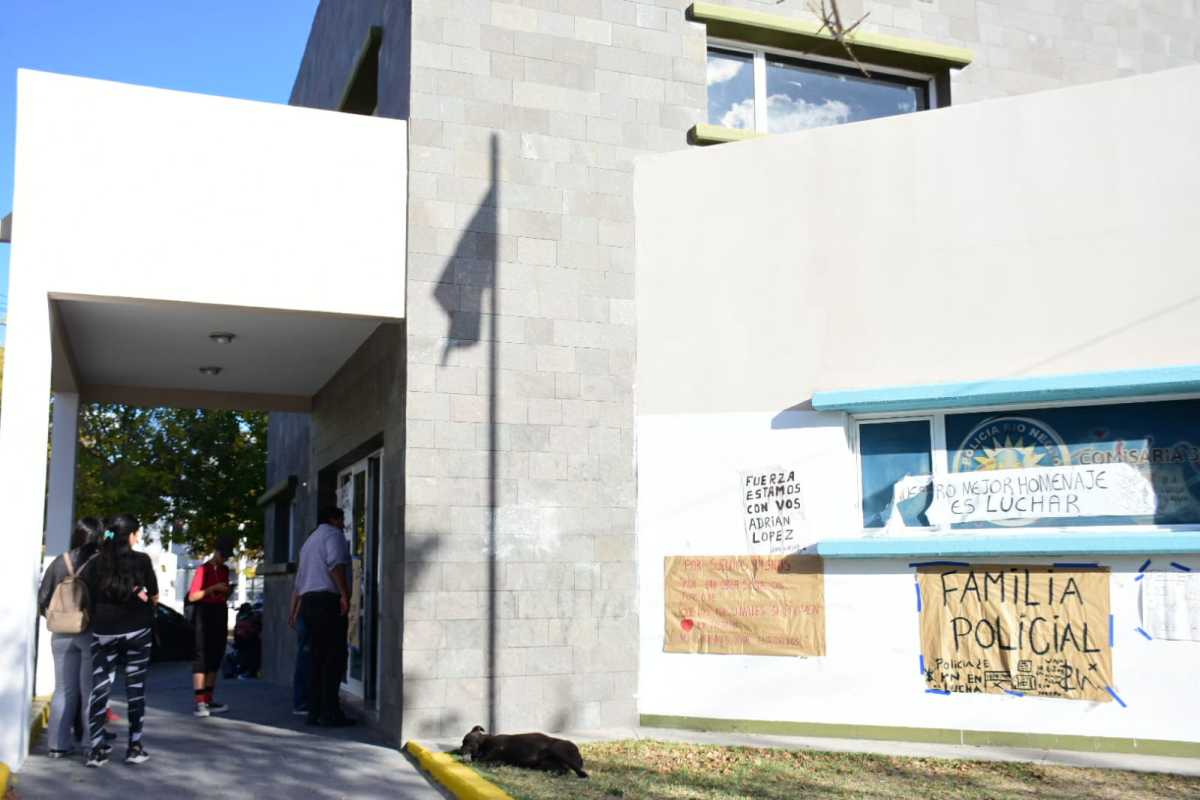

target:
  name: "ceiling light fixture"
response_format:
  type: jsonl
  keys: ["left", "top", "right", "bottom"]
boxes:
{"left": 198, "top": 366, "right": 223, "bottom": 376}
{"left": 209, "top": 331, "right": 236, "bottom": 344}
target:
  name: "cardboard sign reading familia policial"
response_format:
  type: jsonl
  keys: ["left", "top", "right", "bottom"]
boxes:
{"left": 918, "top": 565, "right": 1112, "bottom": 702}
{"left": 739, "top": 469, "right": 806, "bottom": 555}
{"left": 664, "top": 555, "right": 825, "bottom": 657}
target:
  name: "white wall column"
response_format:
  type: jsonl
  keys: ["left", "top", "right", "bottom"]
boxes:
{"left": 45, "top": 392, "right": 80, "bottom": 555}
{"left": 0, "top": 284, "right": 53, "bottom": 771}
{"left": 33, "top": 392, "right": 80, "bottom": 699}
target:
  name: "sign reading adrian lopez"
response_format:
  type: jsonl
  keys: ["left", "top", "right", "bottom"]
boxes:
{"left": 664, "top": 555, "right": 825, "bottom": 657}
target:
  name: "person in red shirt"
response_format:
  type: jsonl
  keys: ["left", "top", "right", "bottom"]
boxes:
{"left": 187, "top": 536, "right": 235, "bottom": 717}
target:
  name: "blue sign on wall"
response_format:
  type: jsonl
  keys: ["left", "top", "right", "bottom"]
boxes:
{"left": 945, "top": 399, "right": 1200, "bottom": 528}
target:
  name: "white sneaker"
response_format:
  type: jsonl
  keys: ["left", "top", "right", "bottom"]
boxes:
{"left": 208, "top": 700, "right": 229, "bottom": 714}
{"left": 194, "top": 702, "right": 210, "bottom": 718}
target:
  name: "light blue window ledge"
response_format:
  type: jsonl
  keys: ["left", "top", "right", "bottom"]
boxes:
{"left": 811, "top": 365, "right": 1200, "bottom": 414}
{"left": 814, "top": 532, "right": 1200, "bottom": 559}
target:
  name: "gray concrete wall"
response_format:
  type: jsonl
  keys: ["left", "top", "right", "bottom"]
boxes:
{"left": 291, "top": 0, "right": 412, "bottom": 118}
{"left": 282, "top": 0, "right": 1200, "bottom": 742}
{"left": 261, "top": 412, "right": 312, "bottom": 687}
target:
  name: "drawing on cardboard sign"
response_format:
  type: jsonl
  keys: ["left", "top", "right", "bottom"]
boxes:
{"left": 918, "top": 565, "right": 1112, "bottom": 702}
{"left": 664, "top": 555, "right": 825, "bottom": 657}
{"left": 740, "top": 469, "right": 806, "bottom": 554}
{"left": 1142, "top": 571, "right": 1200, "bottom": 642}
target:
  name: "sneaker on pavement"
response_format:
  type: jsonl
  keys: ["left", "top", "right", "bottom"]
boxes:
{"left": 124, "top": 744, "right": 149, "bottom": 765}
{"left": 47, "top": 748, "right": 73, "bottom": 759}
{"left": 85, "top": 746, "right": 109, "bottom": 768}
{"left": 98, "top": 743, "right": 113, "bottom": 756}
{"left": 105, "top": 708, "right": 120, "bottom": 723}
{"left": 194, "top": 702, "right": 210, "bottom": 718}
{"left": 207, "top": 700, "right": 229, "bottom": 714}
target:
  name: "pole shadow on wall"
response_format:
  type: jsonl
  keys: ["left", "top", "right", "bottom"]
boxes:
{"left": 435, "top": 133, "right": 499, "bottom": 731}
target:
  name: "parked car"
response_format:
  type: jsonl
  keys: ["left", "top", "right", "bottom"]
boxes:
{"left": 152, "top": 603, "right": 194, "bottom": 662}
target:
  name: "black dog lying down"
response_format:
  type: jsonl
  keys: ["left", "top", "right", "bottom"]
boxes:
{"left": 460, "top": 725, "right": 589, "bottom": 779}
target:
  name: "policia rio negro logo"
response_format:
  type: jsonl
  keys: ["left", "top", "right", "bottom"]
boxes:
{"left": 951, "top": 416, "right": 1071, "bottom": 527}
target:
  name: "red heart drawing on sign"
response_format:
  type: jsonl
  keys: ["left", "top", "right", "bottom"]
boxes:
{"left": 681, "top": 618, "right": 694, "bottom": 632}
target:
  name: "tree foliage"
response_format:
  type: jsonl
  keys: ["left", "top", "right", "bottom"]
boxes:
{"left": 75, "top": 404, "right": 267, "bottom": 558}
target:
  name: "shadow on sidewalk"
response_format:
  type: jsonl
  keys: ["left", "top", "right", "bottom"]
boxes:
{"left": 14, "top": 661, "right": 446, "bottom": 800}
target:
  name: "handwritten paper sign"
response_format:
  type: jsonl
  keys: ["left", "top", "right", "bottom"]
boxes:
{"left": 1142, "top": 571, "right": 1200, "bottom": 642}
{"left": 891, "top": 463, "right": 1154, "bottom": 528}
{"left": 664, "top": 555, "right": 825, "bottom": 657}
{"left": 918, "top": 565, "right": 1112, "bottom": 702}
{"left": 740, "top": 469, "right": 805, "bottom": 554}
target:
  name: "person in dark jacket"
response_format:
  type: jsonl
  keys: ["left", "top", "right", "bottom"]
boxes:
{"left": 81, "top": 513, "right": 157, "bottom": 767}
{"left": 37, "top": 518, "right": 104, "bottom": 758}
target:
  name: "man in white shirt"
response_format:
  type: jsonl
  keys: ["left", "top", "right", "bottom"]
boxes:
{"left": 289, "top": 506, "right": 354, "bottom": 726}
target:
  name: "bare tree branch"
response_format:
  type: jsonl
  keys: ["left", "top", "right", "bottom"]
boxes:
{"left": 777, "top": 0, "right": 873, "bottom": 77}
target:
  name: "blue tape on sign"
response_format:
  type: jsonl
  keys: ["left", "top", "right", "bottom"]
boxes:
{"left": 908, "top": 561, "right": 970, "bottom": 567}
{"left": 915, "top": 583, "right": 923, "bottom": 612}
{"left": 1171, "top": 562, "right": 1192, "bottom": 572}
{"left": 1136, "top": 627, "right": 1153, "bottom": 641}
{"left": 1138, "top": 559, "right": 1152, "bottom": 572}
{"left": 925, "top": 689, "right": 951, "bottom": 696}
{"left": 919, "top": 655, "right": 925, "bottom": 675}
{"left": 1109, "top": 614, "right": 1114, "bottom": 647}
{"left": 1053, "top": 562, "right": 1099, "bottom": 569}
{"left": 1135, "top": 574, "right": 1145, "bottom": 582}
{"left": 1004, "top": 690, "right": 1025, "bottom": 697}
{"left": 1105, "top": 686, "right": 1128, "bottom": 708}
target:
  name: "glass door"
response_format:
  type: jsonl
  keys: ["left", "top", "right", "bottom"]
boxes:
{"left": 337, "top": 449, "right": 382, "bottom": 703}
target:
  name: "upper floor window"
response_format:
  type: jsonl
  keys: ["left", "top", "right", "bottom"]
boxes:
{"left": 706, "top": 42, "right": 935, "bottom": 134}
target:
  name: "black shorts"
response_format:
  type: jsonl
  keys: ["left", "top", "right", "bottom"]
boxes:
{"left": 193, "top": 603, "right": 228, "bottom": 674}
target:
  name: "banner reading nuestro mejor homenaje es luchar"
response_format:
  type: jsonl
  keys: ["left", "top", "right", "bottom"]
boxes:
{"left": 918, "top": 564, "right": 1112, "bottom": 702}
{"left": 664, "top": 555, "right": 825, "bottom": 657}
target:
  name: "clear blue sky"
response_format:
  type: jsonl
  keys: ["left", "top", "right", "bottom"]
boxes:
{"left": 0, "top": 0, "right": 321, "bottom": 344}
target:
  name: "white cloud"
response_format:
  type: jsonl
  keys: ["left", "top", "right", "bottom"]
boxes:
{"left": 707, "top": 57, "right": 744, "bottom": 86}
{"left": 719, "top": 98, "right": 755, "bottom": 130}
{"left": 765, "top": 94, "right": 851, "bottom": 132}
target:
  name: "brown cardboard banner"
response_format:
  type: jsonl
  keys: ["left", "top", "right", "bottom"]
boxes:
{"left": 918, "top": 564, "right": 1112, "bottom": 702}
{"left": 664, "top": 555, "right": 825, "bottom": 657}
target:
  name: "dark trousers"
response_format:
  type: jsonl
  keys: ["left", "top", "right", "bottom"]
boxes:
{"left": 301, "top": 592, "right": 347, "bottom": 722}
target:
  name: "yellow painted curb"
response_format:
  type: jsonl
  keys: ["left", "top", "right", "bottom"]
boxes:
{"left": 0, "top": 697, "right": 53, "bottom": 797}
{"left": 31, "top": 696, "right": 51, "bottom": 744}
{"left": 404, "top": 740, "right": 514, "bottom": 800}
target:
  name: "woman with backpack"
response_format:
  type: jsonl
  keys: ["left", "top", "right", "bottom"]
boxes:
{"left": 37, "top": 517, "right": 104, "bottom": 759}
{"left": 82, "top": 513, "right": 158, "bottom": 767}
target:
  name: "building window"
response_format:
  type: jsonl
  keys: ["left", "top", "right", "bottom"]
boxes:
{"left": 855, "top": 398, "right": 1200, "bottom": 531}
{"left": 707, "top": 43, "right": 935, "bottom": 134}
{"left": 339, "top": 26, "right": 382, "bottom": 116}
{"left": 706, "top": 47, "right": 756, "bottom": 130}
{"left": 859, "top": 419, "right": 933, "bottom": 529}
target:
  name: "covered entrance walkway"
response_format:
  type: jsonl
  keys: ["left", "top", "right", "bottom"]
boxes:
{"left": 12, "top": 661, "right": 443, "bottom": 798}
{"left": 0, "top": 69, "right": 407, "bottom": 770}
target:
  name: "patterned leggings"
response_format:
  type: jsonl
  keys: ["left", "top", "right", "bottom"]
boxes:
{"left": 89, "top": 628, "right": 152, "bottom": 748}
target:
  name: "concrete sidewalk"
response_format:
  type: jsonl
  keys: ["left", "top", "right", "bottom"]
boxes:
{"left": 430, "top": 725, "right": 1200, "bottom": 779}
{"left": 13, "top": 661, "right": 445, "bottom": 800}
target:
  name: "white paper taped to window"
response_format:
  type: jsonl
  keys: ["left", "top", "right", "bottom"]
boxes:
{"left": 1142, "top": 572, "right": 1200, "bottom": 642}
{"left": 886, "top": 462, "right": 1155, "bottom": 527}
